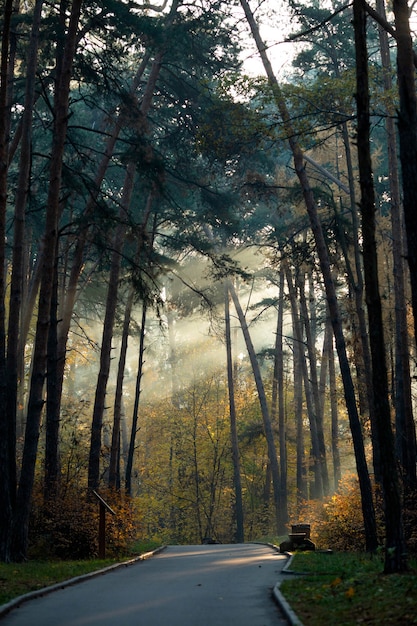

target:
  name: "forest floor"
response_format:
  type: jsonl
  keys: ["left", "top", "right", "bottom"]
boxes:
{"left": 280, "top": 550, "right": 417, "bottom": 625}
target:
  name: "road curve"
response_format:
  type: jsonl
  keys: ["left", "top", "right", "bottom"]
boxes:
{"left": 0, "top": 543, "right": 290, "bottom": 626}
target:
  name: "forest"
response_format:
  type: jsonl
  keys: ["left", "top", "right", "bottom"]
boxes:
{"left": 0, "top": 0, "right": 416, "bottom": 575}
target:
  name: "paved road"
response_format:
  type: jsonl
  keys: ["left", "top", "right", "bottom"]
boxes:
{"left": 0, "top": 544, "right": 290, "bottom": 626}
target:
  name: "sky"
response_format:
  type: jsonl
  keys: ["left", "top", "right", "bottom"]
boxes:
{"left": 236, "top": 0, "right": 300, "bottom": 78}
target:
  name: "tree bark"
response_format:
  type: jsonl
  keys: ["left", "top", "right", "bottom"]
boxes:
{"left": 125, "top": 302, "right": 147, "bottom": 497}
{"left": 297, "top": 269, "right": 329, "bottom": 495}
{"left": 392, "top": 0, "right": 417, "bottom": 351}
{"left": 326, "top": 318, "right": 341, "bottom": 489}
{"left": 87, "top": 169, "right": 134, "bottom": 492}
{"left": 353, "top": 0, "right": 406, "bottom": 572}
{"left": 44, "top": 255, "right": 60, "bottom": 500}
{"left": 11, "top": 0, "right": 84, "bottom": 561}
{"left": 0, "top": 0, "right": 15, "bottom": 563}
{"left": 271, "top": 268, "right": 288, "bottom": 528}
{"left": 108, "top": 286, "right": 135, "bottom": 490}
{"left": 285, "top": 262, "right": 323, "bottom": 498}
{"left": 376, "top": 0, "right": 416, "bottom": 490}
{"left": 292, "top": 309, "right": 308, "bottom": 506}
{"left": 7, "top": 0, "right": 44, "bottom": 512}
{"left": 224, "top": 283, "right": 244, "bottom": 542}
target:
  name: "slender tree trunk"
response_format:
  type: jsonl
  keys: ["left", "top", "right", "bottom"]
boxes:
{"left": 293, "top": 310, "right": 308, "bottom": 506}
{"left": 353, "top": 0, "right": 406, "bottom": 572}
{"left": 297, "top": 270, "right": 329, "bottom": 495}
{"left": 228, "top": 280, "right": 284, "bottom": 534}
{"left": 318, "top": 313, "right": 330, "bottom": 419}
{"left": 271, "top": 268, "right": 288, "bottom": 528}
{"left": 6, "top": 0, "right": 44, "bottom": 521}
{"left": 44, "top": 256, "right": 60, "bottom": 500}
{"left": 376, "top": 0, "right": 416, "bottom": 490}
{"left": 11, "top": 0, "right": 83, "bottom": 561}
{"left": 125, "top": 302, "right": 147, "bottom": 497}
{"left": 0, "top": 0, "right": 15, "bottom": 563}
{"left": 224, "top": 283, "right": 244, "bottom": 543}
{"left": 392, "top": 0, "right": 417, "bottom": 352}
{"left": 328, "top": 38, "right": 376, "bottom": 464}
{"left": 329, "top": 337, "right": 341, "bottom": 489}
{"left": 108, "top": 286, "right": 135, "bottom": 489}
{"left": 108, "top": 189, "right": 156, "bottom": 491}
{"left": 88, "top": 178, "right": 133, "bottom": 493}
{"left": 285, "top": 263, "right": 322, "bottom": 498}
{"left": 191, "top": 396, "right": 203, "bottom": 541}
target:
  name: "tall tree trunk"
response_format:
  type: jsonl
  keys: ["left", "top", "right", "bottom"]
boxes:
{"left": 293, "top": 308, "right": 308, "bottom": 506}
{"left": 376, "top": 0, "right": 416, "bottom": 490}
{"left": 325, "top": 29, "right": 376, "bottom": 472}
{"left": 108, "top": 187, "right": 155, "bottom": 490}
{"left": 271, "top": 268, "right": 288, "bottom": 528}
{"left": 392, "top": 0, "right": 417, "bottom": 353}
{"left": 0, "top": 0, "right": 15, "bottom": 563}
{"left": 224, "top": 283, "right": 244, "bottom": 543}
{"left": 353, "top": 0, "right": 406, "bottom": 572}
{"left": 326, "top": 318, "right": 341, "bottom": 489}
{"left": 6, "top": 0, "right": 44, "bottom": 516}
{"left": 44, "top": 256, "right": 60, "bottom": 500}
{"left": 87, "top": 170, "right": 134, "bottom": 493}
{"left": 285, "top": 262, "right": 323, "bottom": 498}
{"left": 297, "top": 269, "right": 329, "bottom": 495}
{"left": 240, "top": 0, "right": 378, "bottom": 552}
{"left": 11, "top": 0, "right": 83, "bottom": 561}
{"left": 108, "top": 285, "right": 135, "bottom": 490}
{"left": 125, "top": 302, "right": 147, "bottom": 497}
{"left": 228, "top": 280, "right": 284, "bottom": 535}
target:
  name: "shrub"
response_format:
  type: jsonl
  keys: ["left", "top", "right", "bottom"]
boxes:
{"left": 29, "top": 485, "right": 139, "bottom": 560}
{"left": 297, "top": 474, "right": 384, "bottom": 551}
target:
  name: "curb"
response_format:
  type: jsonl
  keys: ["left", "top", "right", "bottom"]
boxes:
{"left": 272, "top": 551, "right": 306, "bottom": 626}
{"left": 273, "top": 582, "right": 305, "bottom": 626}
{"left": 0, "top": 545, "right": 167, "bottom": 619}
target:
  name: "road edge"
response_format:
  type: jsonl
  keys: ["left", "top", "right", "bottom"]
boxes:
{"left": 0, "top": 545, "right": 167, "bottom": 619}
{"left": 266, "top": 548, "right": 305, "bottom": 626}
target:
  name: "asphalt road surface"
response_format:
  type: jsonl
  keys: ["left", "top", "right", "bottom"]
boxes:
{"left": 1, "top": 543, "right": 290, "bottom": 626}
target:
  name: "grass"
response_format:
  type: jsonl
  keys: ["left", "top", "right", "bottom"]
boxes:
{"left": 0, "top": 540, "right": 162, "bottom": 606}
{"left": 280, "top": 550, "right": 417, "bottom": 625}
{"left": 0, "top": 559, "right": 120, "bottom": 605}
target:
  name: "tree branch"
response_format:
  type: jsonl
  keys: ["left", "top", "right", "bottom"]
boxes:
{"left": 363, "top": 0, "right": 417, "bottom": 68}
{"left": 286, "top": 2, "right": 353, "bottom": 42}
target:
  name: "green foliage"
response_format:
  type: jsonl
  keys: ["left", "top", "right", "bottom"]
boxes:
{"left": 281, "top": 551, "right": 417, "bottom": 625}
{"left": 135, "top": 372, "right": 235, "bottom": 544}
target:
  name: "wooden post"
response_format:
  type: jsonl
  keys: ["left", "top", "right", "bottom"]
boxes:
{"left": 92, "top": 491, "right": 116, "bottom": 559}
{"left": 99, "top": 501, "right": 106, "bottom": 558}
